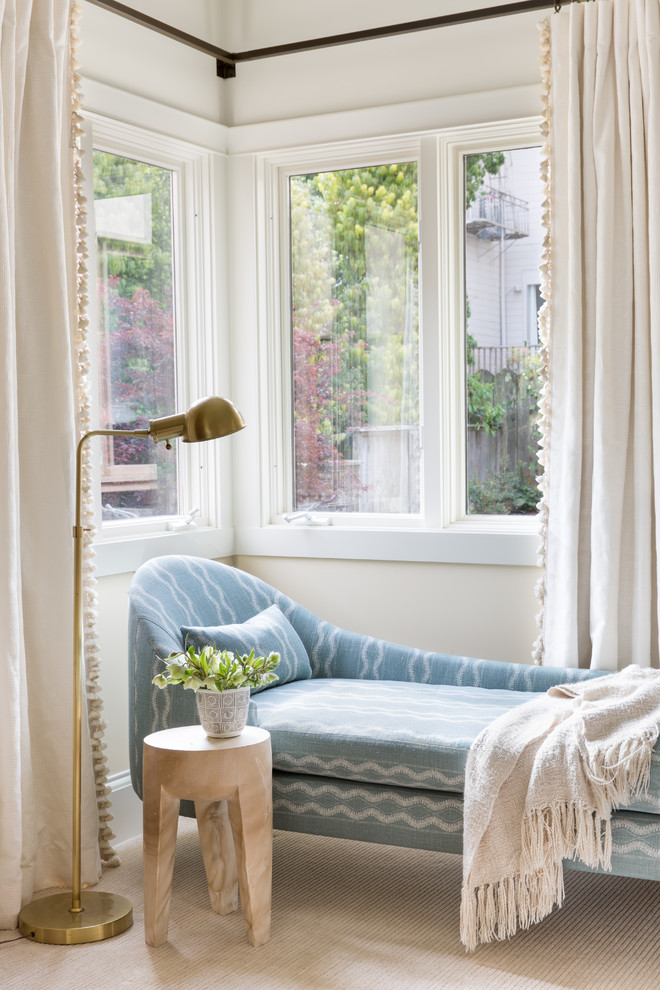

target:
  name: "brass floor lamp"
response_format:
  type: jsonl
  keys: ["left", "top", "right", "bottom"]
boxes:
{"left": 18, "top": 396, "right": 246, "bottom": 944}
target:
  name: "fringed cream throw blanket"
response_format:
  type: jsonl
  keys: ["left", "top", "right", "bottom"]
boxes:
{"left": 460, "top": 665, "right": 660, "bottom": 951}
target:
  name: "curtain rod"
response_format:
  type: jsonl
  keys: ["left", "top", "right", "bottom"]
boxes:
{"left": 84, "top": 0, "right": 567, "bottom": 79}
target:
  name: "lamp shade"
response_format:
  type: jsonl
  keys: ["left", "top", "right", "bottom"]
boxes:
{"left": 182, "top": 395, "right": 246, "bottom": 442}
{"left": 148, "top": 396, "right": 246, "bottom": 446}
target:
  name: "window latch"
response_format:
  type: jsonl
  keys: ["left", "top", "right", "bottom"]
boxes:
{"left": 283, "top": 511, "right": 330, "bottom": 526}
{"left": 168, "top": 507, "right": 200, "bottom": 531}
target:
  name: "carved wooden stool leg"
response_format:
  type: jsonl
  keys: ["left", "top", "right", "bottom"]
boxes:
{"left": 227, "top": 744, "right": 273, "bottom": 946}
{"left": 195, "top": 799, "right": 239, "bottom": 915}
{"left": 143, "top": 751, "right": 181, "bottom": 947}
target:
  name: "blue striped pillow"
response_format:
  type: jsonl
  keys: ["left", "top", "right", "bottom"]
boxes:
{"left": 181, "top": 603, "right": 312, "bottom": 693}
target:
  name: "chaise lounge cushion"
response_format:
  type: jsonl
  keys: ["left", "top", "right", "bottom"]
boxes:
{"left": 249, "top": 678, "right": 539, "bottom": 793}
{"left": 181, "top": 603, "right": 313, "bottom": 693}
{"left": 250, "top": 677, "right": 660, "bottom": 814}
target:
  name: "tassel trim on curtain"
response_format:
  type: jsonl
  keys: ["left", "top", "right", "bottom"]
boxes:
{"left": 532, "top": 16, "right": 553, "bottom": 666}
{"left": 70, "top": 0, "right": 119, "bottom": 868}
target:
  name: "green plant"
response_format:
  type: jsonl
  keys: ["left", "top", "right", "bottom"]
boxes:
{"left": 153, "top": 645, "right": 280, "bottom": 692}
{"left": 466, "top": 333, "right": 505, "bottom": 434}
{"left": 468, "top": 468, "right": 540, "bottom": 515}
{"left": 465, "top": 152, "right": 507, "bottom": 209}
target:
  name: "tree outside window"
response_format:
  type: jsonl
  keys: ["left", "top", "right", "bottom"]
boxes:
{"left": 93, "top": 152, "right": 178, "bottom": 520}
{"left": 290, "top": 162, "right": 420, "bottom": 514}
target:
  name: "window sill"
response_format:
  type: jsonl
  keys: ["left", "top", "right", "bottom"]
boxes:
{"left": 235, "top": 522, "right": 541, "bottom": 566}
{"left": 94, "top": 527, "right": 235, "bottom": 578}
{"left": 93, "top": 517, "right": 541, "bottom": 576}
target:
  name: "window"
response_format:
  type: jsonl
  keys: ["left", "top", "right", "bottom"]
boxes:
{"left": 289, "top": 163, "right": 420, "bottom": 515}
{"left": 93, "top": 152, "right": 179, "bottom": 521}
{"left": 84, "top": 114, "right": 229, "bottom": 565}
{"left": 463, "top": 146, "right": 544, "bottom": 517}
{"left": 264, "top": 120, "right": 544, "bottom": 555}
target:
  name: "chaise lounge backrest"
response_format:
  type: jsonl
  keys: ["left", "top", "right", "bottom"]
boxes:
{"left": 128, "top": 555, "right": 598, "bottom": 801}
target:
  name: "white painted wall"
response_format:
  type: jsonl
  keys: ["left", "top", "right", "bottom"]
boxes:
{"left": 222, "top": 1, "right": 547, "bottom": 126}
{"left": 78, "top": 0, "right": 549, "bottom": 128}
{"left": 78, "top": 0, "right": 227, "bottom": 124}
{"left": 83, "top": 1, "right": 547, "bottom": 793}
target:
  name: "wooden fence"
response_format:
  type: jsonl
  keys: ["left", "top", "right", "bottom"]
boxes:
{"left": 471, "top": 344, "right": 538, "bottom": 376}
{"left": 468, "top": 346, "right": 540, "bottom": 484}
{"left": 300, "top": 345, "right": 540, "bottom": 514}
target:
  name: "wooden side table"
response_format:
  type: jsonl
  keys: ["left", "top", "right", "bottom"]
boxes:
{"left": 142, "top": 725, "right": 272, "bottom": 947}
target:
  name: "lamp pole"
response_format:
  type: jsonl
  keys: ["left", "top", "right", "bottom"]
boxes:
{"left": 18, "top": 398, "right": 245, "bottom": 944}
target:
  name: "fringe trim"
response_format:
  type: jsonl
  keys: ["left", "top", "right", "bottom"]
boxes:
{"left": 520, "top": 803, "right": 612, "bottom": 875}
{"left": 532, "top": 15, "right": 553, "bottom": 666}
{"left": 580, "top": 731, "right": 655, "bottom": 810}
{"left": 461, "top": 733, "right": 655, "bottom": 951}
{"left": 461, "top": 803, "right": 608, "bottom": 953}
{"left": 460, "top": 862, "right": 565, "bottom": 953}
{"left": 70, "top": 0, "right": 119, "bottom": 869}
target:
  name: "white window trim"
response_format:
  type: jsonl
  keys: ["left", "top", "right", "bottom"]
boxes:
{"left": 438, "top": 118, "right": 545, "bottom": 530}
{"left": 82, "top": 112, "right": 236, "bottom": 577}
{"left": 268, "top": 136, "right": 424, "bottom": 525}
{"left": 233, "top": 117, "right": 544, "bottom": 566}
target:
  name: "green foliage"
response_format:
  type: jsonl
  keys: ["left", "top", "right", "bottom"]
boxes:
{"left": 468, "top": 468, "right": 540, "bottom": 515}
{"left": 293, "top": 162, "right": 419, "bottom": 426}
{"left": 510, "top": 344, "right": 544, "bottom": 462}
{"left": 289, "top": 152, "right": 514, "bottom": 508}
{"left": 463, "top": 151, "right": 543, "bottom": 515}
{"left": 519, "top": 346, "right": 543, "bottom": 412}
{"left": 466, "top": 333, "right": 504, "bottom": 434}
{"left": 94, "top": 153, "right": 178, "bottom": 515}
{"left": 463, "top": 153, "right": 508, "bottom": 436}
{"left": 466, "top": 343, "right": 544, "bottom": 515}
{"left": 93, "top": 152, "right": 173, "bottom": 307}
{"left": 291, "top": 162, "right": 420, "bottom": 505}
{"left": 153, "top": 645, "right": 281, "bottom": 693}
{"left": 463, "top": 148, "right": 541, "bottom": 506}
{"left": 464, "top": 152, "right": 506, "bottom": 208}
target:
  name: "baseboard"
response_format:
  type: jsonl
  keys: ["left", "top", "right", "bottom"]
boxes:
{"left": 108, "top": 771, "right": 143, "bottom": 846}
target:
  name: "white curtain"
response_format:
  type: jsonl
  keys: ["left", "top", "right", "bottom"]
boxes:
{"left": 535, "top": 0, "right": 660, "bottom": 669}
{"left": 0, "top": 0, "right": 103, "bottom": 928}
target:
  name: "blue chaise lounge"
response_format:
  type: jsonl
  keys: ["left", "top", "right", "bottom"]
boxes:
{"left": 128, "top": 554, "right": 660, "bottom": 882}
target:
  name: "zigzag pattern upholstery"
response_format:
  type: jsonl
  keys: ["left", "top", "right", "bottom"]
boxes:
{"left": 128, "top": 555, "right": 660, "bottom": 881}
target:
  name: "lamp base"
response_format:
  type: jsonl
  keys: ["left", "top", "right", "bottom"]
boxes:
{"left": 18, "top": 890, "right": 133, "bottom": 944}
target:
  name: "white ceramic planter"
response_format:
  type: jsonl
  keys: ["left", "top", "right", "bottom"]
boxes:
{"left": 195, "top": 686, "right": 251, "bottom": 738}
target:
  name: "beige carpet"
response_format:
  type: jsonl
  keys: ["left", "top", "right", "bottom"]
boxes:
{"left": 2, "top": 821, "right": 659, "bottom": 989}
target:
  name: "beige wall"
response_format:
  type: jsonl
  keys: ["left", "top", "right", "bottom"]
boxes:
{"left": 236, "top": 556, "right": 540, "bottom": 663}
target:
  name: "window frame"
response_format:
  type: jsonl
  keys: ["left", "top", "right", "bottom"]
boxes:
{"left": 440, "top": 120, "right": 546, "bottom": 531}
{"left": 271, "top": 138, "right": 424, "bottom": 526}
{"left": 248, "top": 119, "right": 543, "bottom": 564}
{"left": 82, "top": 112, "right": 234, "bottom": 575}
